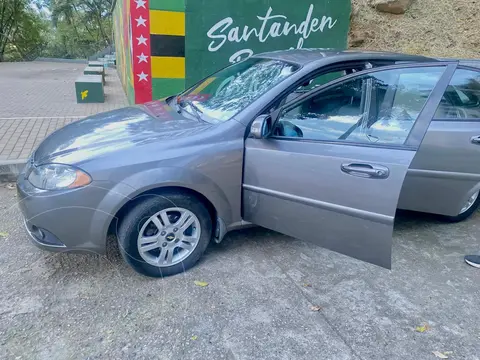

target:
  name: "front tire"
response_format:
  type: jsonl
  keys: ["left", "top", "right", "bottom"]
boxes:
{"left": 117, "top": 192, "right": 212, "bottom": 277}
{"left": 442, "top": 191, "right": 480, "bottom": 223}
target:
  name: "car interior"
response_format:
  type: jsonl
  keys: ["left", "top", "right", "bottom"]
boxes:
{"left": 436, "top": 84, "right": 480, "bottom": 119}
{"left": 272, "top": 64, "right": 427, "bottom": 145}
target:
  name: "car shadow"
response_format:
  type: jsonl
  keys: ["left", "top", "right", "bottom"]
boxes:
{"left": 97, "top": 209, "right": 477, "bottom": 276}
{"left": 207, "top": 226, "right": 283, "bottom": 252}
{"left": 393, "top": 209, "right": 444, "bottom": 228}
{"left": 206, "top": 209, "right": 478, "bottom": 258}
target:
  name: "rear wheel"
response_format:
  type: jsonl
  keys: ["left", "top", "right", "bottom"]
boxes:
{"left": 442, "top": 190, "right": 480, "bottom": 223}
{"left": 117, "top": 192, "right": 212, "bottom": 277}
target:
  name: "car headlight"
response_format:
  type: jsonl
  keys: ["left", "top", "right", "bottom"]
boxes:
{"left": 28, "top": 164, "right": 92, "bottom": 190}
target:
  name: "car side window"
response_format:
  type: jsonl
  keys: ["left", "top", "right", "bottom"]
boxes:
{"left": 265, "top": 64, "right": 374, "bottom": 114}
{"left": 298, "top": 71, "right": 346, "bottom": 92}
{"left": 273, "top": 66, "right": 446, "bottom": 145}
{"left": 434, "top": 68, "right": 480, "bottom": 119}
{"left": 282, "top": 70, "right": 350, "bottom": 104}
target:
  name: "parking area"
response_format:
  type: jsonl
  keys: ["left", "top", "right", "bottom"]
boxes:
{"left": 0, "top": 61, "right": 128, "bottom": 162}
{"left": 0, "top": 185, "right": 479, "bottom": 360}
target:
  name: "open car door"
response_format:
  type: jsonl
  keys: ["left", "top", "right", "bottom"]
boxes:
{"left": 242, "top": 62, "right": 457, "bottom": 268}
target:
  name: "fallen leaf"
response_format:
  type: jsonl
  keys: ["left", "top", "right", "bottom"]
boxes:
{"left": 432, "top": 351, "right": 449, "bottom": 359}
{"left": 194, "top": 281, "right": 209, "bottom": 287}
{"left": 302, "top": 283, "right": 312, "bottom": 288}
{"left": 0, "top": 232, "right": 8, "bottom": 238}
{"left": 415, "top": 323, "right": 430, "bottom": 333}
{"left": 310, "top": 305, "right": 322, "bottom": 312}
{"left": 190, "top": 335, "right": 198, "bottom": 340}
{"left": 6, "top": 183, "right": 15, "bottom": 190}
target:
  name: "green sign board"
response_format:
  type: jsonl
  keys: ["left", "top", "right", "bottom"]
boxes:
{"left": 185, "top": 0, "right": 351, "bottom": 86}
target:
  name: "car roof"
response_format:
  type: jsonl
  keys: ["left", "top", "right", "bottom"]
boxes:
{"left": 253, "top": 48, "right": 436, "bottom": 66}
{"left": 439, "top": 58, "right": 480, "bottom": 70}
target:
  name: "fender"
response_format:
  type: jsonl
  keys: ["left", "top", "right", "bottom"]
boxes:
{"left": 91, "top": 166, "right": 235, "bottom": 247}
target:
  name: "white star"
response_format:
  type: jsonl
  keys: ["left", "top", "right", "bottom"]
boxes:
{"left": 136, "top": 34, "right": 147, "bottom": 46}
{"left": 136, "top": 16, "right": 147, "bottom": 27}
{"left": 135, "top": 0, "right": 146, "bottom": 9}
{"left": 137, "top": 72, "right": 148, "bottom": 82}
{"left": 137, "top": 52, "right": 148, "bottom": 63}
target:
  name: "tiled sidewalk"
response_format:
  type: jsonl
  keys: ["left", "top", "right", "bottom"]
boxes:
{"left": 0, "top": 117, "right": 81, "bottom": 161}
{"left": 0, "top": 61, "right": 129, "bottom": 162}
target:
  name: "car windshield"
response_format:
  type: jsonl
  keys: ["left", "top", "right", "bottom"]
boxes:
{"left": 176, "top": 58, "right": 300, "bottom": 123}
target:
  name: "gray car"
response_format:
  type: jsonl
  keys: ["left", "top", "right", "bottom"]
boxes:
{"left": 16, "top": 50, "right": 480, "bottom": 277}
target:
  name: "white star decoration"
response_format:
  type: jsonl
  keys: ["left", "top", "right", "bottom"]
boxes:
{"left": 136, "top": 16, "right": 147, "bottom": 27}
{"left": 136, "top": 34, "right": 148, "bottom": 46}
{"left": 135, "top": 0, "right": 146, "bottom": 9}
{"left": 137, "top": 72, "right": 148, "bottom": 82}
{"left": 137, "top": 53, "right": 148, "bottom": 63}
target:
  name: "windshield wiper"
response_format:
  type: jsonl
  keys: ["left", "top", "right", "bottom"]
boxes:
{"left": 177, "top": 98, "right": 203, "bottom": 122}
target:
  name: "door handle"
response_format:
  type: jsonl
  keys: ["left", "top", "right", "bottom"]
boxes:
{"left": 341, "top": 163, "right": 390, "bottom": 179}
{"left": 471, "top": 136, "right": 480, "bottom": 144}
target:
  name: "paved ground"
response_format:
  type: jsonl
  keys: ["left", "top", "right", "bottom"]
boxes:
{"left": 0, "top": 61, "right": 128, "bottom": 162}
{"left": 0, "top": 186, "right": 479, "bottom": 360}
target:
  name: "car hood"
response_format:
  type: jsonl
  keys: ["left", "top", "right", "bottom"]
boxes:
{"left": 34, "top": 100, "right": 212, "bottom": 164}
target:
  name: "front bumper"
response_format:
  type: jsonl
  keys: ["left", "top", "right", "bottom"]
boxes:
{"left": 23, "top": 217, "right": 67, "bottom": 251}
{"left": 16, "top": 174, "right": 116, "bottom": 254}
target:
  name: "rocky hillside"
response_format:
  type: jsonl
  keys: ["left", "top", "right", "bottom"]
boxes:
{"left": 349, "top": 0, "right": 479, "bottom": 59}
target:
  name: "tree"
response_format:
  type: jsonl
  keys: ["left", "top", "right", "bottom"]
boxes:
{"left": 0, "top": 0, "right": 22, "bottom": 61}
{"left": 0, "top": 0, "right": 113, "bottom": 61}
{"left": 8, "top": 8, "right": 48, "bottom": 60}
{"left": 45, "top": 0, "right": 113, "bottom": 58}
{"left": 0, "top": 0, "right": 47, "bottom": 61}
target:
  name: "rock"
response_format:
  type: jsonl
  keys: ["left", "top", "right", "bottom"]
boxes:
{"left": 350, "top": 6, "right": 360, "bottom": 20}
{"left": 349, "top": 31, "right": 367, "bottom": 47}
{"left": 349, "top": 29, "right": 370, "bottom": 48}
{"left": 369, "top": 0, "right": 414, "bottom": 14}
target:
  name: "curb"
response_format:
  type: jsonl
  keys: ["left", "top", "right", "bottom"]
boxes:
{"left": 0, "top": 159, "right": 27, "bottom": 183}
{"left": 34, "top": 57, "right": 88, "bottom": 64}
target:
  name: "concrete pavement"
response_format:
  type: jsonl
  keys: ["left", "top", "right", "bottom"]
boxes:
{"left": 0, "top": 61, "right": 128, "bottom": 164}
{"left": 0, "top": 186, "right": 479, "bottom": 359}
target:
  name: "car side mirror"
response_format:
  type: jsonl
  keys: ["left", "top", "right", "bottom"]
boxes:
{"left": 249, "top": 115, "right": 272, "bottom": 139}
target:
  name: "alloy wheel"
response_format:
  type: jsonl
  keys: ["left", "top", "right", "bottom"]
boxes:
{"left": 137, "top": 207, "right": 201, "bottom": 267}
{"left": 460, "top": 191, "right": 479, "bottom": 214}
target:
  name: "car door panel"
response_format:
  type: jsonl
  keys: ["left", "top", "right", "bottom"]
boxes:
{"left": 399, "top": 120, "right": 480, "bottom": 215}
{"left": 399, "top": 66, "right": 480, "bottom": 216}
{"left": 242, "top": 63, "right": 457, "bottom": 268}
{"left": 243, "top": 139, "right": 418, "bottom": 269}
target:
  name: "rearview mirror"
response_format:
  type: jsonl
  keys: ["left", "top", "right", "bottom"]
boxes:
{"left": 249, "top": 115, "right": 272, "bottom": 139}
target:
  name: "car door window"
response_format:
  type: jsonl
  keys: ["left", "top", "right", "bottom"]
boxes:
{"left": 299, "top": 71, "right": 346, "bottom": 91}
{"left": 284, "top": 70, "right": 351, "bottom": 104}
{"left": 434, "top": 68, "right": 480, "bottom": 119}
{"left": 267, "top": 63, "right": 377, "bottom": 113}
{"left": 273, "top": 67, "right": 446, "bottom": 145}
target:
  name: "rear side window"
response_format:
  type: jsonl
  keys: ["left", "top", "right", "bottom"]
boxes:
{"left": 435, "top": 69, "right": 480, "bottom": 119}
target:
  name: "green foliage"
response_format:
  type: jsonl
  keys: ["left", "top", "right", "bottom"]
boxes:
{"left": 0, "top": 0, "right": 113, "bottom": 61}
{"left": 0, "top": 0, "right": 45, "bottom": 61}
{"left": 6, "top": 8, "right": 49, "bottom": 61}
{"left": 44, "top": 0, "right": 113, "bottom": 59}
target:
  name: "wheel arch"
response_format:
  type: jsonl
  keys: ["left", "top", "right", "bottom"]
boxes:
{"left": 107, "top": 185, "right": 218, "bottom": 238}
{"left": 96, "top": 167, "right": 233, "bottom": 248}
